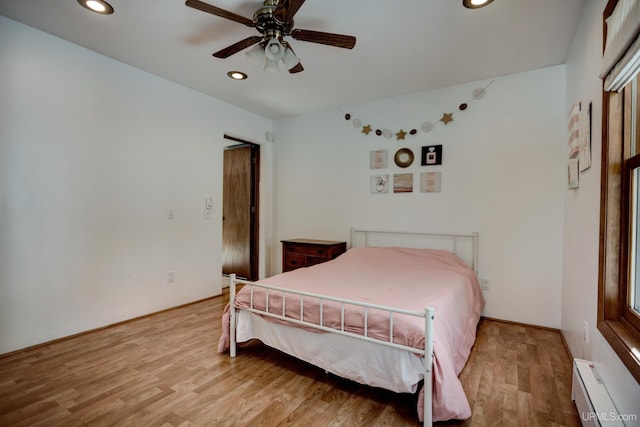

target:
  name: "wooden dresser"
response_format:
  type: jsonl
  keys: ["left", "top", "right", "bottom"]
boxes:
{"left": 281, "top": 239, "right": 347, "bottom": 272}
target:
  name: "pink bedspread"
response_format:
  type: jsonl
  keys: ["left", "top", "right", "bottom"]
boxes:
{"left": 218, "top": 246, "right": 485, "bottom": 422}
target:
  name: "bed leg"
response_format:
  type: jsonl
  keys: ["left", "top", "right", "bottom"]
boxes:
{"left": 230, "top": 273, "right": 237, "bottom": 358}
{"left": 424, "top": 307, "right": 434, "bottom": 427}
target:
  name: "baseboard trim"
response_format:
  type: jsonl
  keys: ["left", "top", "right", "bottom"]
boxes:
{"left": 0, "top": 296, "right": 216, "bottom": 360}
{"left": 480, "top": 315, "right": 561, "bottom": 332}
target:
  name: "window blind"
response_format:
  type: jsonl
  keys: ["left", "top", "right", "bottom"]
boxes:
{"left": 601, "top": 0, "right": 640, "bottom": 91}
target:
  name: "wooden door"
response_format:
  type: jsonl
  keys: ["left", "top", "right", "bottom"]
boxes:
{"left": 222, "top": 143, "right": 259, "bottom": 280}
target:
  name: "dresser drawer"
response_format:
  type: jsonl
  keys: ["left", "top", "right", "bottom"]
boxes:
{"left": 281, "top": 239, "right": 347, "bottom": 272}
{"left": 305, "top": 256, "right": 327, "bottom": 267}
{"left": 283, "top": 254, "right": 306, "bottom": 270}
{"left": 284, "top": 244, "right": 331, "bottom": 257}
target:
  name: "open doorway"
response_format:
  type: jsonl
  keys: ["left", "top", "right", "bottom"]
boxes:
{"left": 222, "top": 136, "right": 259, "bottom": 281}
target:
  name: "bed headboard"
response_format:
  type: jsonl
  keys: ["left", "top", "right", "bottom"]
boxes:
{"left": 350, "top": 227, "right": 479, "bottom": 275}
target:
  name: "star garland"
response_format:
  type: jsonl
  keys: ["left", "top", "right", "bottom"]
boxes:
{"left": 342, "top": 80, "right": 494, "bottom": 141}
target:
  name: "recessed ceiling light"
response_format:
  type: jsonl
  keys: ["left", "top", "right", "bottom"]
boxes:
{"left": 227, "top": 71, "right": 248, "bottom": 80}
{"left": 78, "top": 0, "right": 114, "bottom": 15}
{"left": 463, "top": 0, "right": 494, "bottom": 9}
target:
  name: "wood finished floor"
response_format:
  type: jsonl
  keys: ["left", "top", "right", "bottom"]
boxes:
{"left": 0, "top": 291, "right": 581, "bottom": 426}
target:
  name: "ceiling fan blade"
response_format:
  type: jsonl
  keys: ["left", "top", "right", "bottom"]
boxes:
{"left": 285, "top": 44, "right": 303, "bottom": 73}
{"left": 288, "top": 62, "right": 304, "bottom": 73}
{"left": 185, "top": 0, "right": 255, "bottom": 27}
{"left": 273, "top": 0, "right": 306, "bottom": 23}
{"left": 213, "top": 36, "right": 262, "bottom": 58}
{"left": 291, "top": 29, "right": 356, "bottom": 49}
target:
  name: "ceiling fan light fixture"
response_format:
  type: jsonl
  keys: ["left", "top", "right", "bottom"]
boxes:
{"left": 264, "top": 38, "right": 285, "bottom": 61}
{"left": 264, "top": 58, "right": 280, "bottom": 73}
{"left": 462, "top": 0, "right": 494, "bottom": 9}
{"left": 77, "top": 0, "right": 114, "bottom": 14}
{"left": 282, "top": 47, "right": 300, "bottom": 70}
{"left": 245, "top": 44, "right": 266, "bottom": 67}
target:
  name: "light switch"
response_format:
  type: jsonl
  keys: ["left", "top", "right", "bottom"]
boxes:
{"left": 204, "top": 197, "right": 213, "bottom": 219}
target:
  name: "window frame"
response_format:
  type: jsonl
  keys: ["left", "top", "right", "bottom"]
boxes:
{"left": 622, "top": 152, "right": 640, "bottom": 332}
{"left": 598, "top": 1, "right": 640, "bottom": 382}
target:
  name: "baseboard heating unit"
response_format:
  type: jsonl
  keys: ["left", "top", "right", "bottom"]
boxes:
{"left": 572, "top": 358, "right": 624, "bottom": 427}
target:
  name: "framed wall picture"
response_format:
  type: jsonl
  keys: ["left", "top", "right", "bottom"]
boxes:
{"left": 421, "top": 145, "right": 442, "bottom": 166}
{"left": 568, "top": 159, "right": 579, "bottom": 189}
{"left": 393, "top": 173, "right": 413, "bottom": 193}
{"left": 370, "top": 174, "right": 389, "bottom": 193}
{"left": 370, "top": 149, "right": 388, "bottom": 169}
{"left": 420, "top": 172, "right": 442, "bottom": 192}
{"left": 568, "top": 101, "right": 580, "bottom": 159}
{"left": 579, "top": 101, "right": 592, "bottom": 172}
{"left": 393, "top": 148, "right": 414, "bottom": 168}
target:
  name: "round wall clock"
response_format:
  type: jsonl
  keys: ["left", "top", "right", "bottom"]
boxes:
{"left": 394, "top": 148, "right": 414, "bottom": 168}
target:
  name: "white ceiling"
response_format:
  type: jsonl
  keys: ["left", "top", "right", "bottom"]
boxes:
{"left": 0, "top": 0, "right": 586, "bottom": 119}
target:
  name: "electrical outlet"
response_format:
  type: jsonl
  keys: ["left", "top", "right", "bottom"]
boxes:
{"left": 168, "top": 271, "right": 174, "bottom": 283}
{"left": 583, "top": 321, "right": 589, "bottom": 344}
{"left": 480, "top": 278, "right": 490, "bottom": 291}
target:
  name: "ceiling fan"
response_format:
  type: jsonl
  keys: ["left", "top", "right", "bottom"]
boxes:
{"left": 185, "top": 0, "right": 357, "bottom": 73}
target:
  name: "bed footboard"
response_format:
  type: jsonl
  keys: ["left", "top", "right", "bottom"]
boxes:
{"left": 228, "top": 273, "right": 435, "bottom": 426}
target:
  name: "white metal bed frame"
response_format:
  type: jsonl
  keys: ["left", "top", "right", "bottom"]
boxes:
{"left": 227, "top": 228, "right": 479, "bottom": 427}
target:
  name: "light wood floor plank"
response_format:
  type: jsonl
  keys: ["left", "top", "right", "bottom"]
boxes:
{"left": 0, "top": 291, "right": 580, "bottom": 426}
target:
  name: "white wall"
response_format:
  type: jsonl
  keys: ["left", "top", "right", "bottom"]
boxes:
{"left": 0, "top": 16, "right": 272, "bottom": 354}
{"left": 272, "top": 66, "right": 566, "bottom": 328}
{"left": 563, "top": 0, "right": 640, "bottom": 422}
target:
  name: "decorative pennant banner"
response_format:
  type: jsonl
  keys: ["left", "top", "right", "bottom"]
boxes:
{"left": 343, "top": 80, "right": 494, "bottom": 141}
